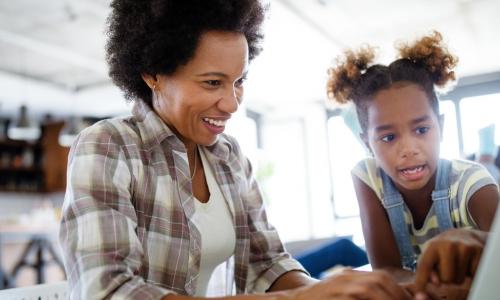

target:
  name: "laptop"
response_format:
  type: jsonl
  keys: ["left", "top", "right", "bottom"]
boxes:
{"left": 468, "top": 206, "right": 500, "bottom": 300}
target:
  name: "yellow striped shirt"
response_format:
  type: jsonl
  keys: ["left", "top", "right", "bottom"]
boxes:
{"left": 352, "top": 158, "right": 497, "bottom": 255}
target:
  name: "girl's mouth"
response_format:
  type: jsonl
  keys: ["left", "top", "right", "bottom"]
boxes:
{"left": 399, "top": 164, "right": 426, "bottom": 181}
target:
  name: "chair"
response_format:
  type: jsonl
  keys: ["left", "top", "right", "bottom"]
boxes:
{"left": 295, "top": 238, "right": 369, "bottom": 278}
{"left": 0, "top": 281, "right": 68, "bottom": 300}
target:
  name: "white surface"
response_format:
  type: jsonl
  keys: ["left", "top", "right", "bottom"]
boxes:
{"left": 0, "top": 281, "right": 68, "bottom": 300}
{"left": 468, "top": 207, "right": 500, "bottom": 300}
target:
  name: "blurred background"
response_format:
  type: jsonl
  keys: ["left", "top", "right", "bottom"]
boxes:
{"left": 0, "top": 0, "right": 499, "bottom": 289}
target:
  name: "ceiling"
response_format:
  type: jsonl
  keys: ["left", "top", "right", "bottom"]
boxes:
{"left": 0, "top": 0, "right": 499, "bottom": 118}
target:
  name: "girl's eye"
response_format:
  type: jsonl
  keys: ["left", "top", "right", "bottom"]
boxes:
{"left": 416, "top": 126, "right": 430, "bottom": 135}
{"left": 381, "top": 134, "right": 395, "bottom": 142}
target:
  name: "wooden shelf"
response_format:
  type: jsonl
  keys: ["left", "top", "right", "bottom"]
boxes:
{"left": 0, "top": 188, "right": 43, "bottom": 193}
{"left": 0, "top": 139, "right": 41, "bottom": 148}
{"left": 0, "top": 122, "right": 69, "bottom": 193}
{"left": 0, "top": 167, "right": 43, "bottom": 173}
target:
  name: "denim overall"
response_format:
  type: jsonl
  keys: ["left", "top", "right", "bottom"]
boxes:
{"left": 380, "top": 159, "right": 453, "bottom": 271}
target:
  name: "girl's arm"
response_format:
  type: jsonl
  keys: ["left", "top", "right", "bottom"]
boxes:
{"left": 352, "top": 175, "right": 414, "bottom": 283}
{"left": 467, "top": 184, "right": 499, "bottom": 230}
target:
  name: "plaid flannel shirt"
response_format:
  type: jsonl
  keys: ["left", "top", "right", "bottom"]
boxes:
{"left": 59, "top": 101, "right": 305, "bottom": 299}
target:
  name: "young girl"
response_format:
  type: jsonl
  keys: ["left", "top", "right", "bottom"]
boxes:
{"left": 326, "top": 31, "right": 499, "bottom": 283}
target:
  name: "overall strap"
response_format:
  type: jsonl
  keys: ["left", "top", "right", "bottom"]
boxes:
{"left": 431, "top": 159, "right": 454, "bottom": 231}
{"left": 380, "top": 170, "right": 417, "bottom": 271}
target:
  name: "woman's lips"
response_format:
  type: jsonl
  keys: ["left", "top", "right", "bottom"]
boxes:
{"left": 202, "top": 117, "right": 227, "bottom": 135}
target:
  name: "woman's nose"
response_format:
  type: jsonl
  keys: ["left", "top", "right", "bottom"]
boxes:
{"left": 218, "top": 87, "right": 240, "bottom": 114}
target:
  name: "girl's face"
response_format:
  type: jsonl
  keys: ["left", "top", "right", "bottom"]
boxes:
{"left": 362, "top": 83, "right": 443, "bottom": 192}
{"left": 144, "top": 30, "right": 249, "bottom": 149}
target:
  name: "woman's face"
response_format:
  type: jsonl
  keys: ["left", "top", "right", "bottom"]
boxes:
{"left": 362, "top": 83, "right": 443, "bottom": 193}
{"left": 148, "top": 31, "right": 249, "bottom": 148}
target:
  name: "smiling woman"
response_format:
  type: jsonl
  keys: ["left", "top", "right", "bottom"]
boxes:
{"left": 57, "top": 1, "right": 412, "bottom": 300}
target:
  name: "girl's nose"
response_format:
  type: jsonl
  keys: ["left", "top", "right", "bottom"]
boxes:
{"left": 399, "top": 137, "right": 419, "bottom": 158}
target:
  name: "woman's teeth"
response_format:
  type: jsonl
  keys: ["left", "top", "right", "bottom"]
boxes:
{"left": 203, "top": 117, "right": 226, "bottom": 127}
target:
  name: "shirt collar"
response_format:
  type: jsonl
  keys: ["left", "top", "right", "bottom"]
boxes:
{"left": 132, "top": 100, "right": 183, "bottom": 151}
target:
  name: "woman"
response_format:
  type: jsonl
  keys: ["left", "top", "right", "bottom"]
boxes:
{"left": 59, "top": 1, "right": 410, "bottom": 299}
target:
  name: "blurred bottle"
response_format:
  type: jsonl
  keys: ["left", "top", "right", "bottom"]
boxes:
{"left": 477, "top": 124, "right": 500, "bottom": 184}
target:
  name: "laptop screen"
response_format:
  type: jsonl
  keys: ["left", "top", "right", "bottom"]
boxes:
{"left": 468, "top": 206, "right": 500, "bottom": 300}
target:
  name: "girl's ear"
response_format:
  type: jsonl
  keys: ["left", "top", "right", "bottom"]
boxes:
{"left": 438, "top": 114, "right": 445, "bottom": 141}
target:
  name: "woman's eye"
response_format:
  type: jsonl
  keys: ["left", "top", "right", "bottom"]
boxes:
{"left": 235, "top": 77, "right": 247, "bottom": 87}
{"left": 205, "top": 80, "right": 221, "bottom": 87}
{"left": 416, "top": 127, "right": 430, "bottom": 135}
{"left": 381, "top": 134, "right": 395, "bottom": 142}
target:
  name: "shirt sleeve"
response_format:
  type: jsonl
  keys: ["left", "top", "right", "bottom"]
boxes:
{"left": 457, "top": 161, "right": 498, "bottom": 227}
{"left": 351, "top": 158, "right": 383, "bottom": 200}
{"left": 59, "top": 123, "right": 174, "bottom": 300}
{"left": 229, "top": 137, "right": 307, "bottom": 293}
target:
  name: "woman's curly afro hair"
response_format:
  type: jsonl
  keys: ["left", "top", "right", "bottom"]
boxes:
{"left": 106, "top": 0, "right": 266, "bottom": 105}
{"left": 326, "top": 31, "right": 458, "bottom": 132}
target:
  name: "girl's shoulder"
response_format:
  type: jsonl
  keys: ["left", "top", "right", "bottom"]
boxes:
{"left": 448, "top": 158, "right": 492, "bottom": 182}
{"left": 352, "top": 158, "right": 383, "bottom": 199}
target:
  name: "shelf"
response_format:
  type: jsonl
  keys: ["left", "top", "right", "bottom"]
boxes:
{"left": 0, "top": 188, "right": 43, "bottom": 193}
{"left": 0, "top": 122, "right": 69, "bottom": 194}
{"left": 0, "top": 140, "right": 41, "bottom": 148}
{"left": 0, "top": 167, "right": 43, "bottom": 173}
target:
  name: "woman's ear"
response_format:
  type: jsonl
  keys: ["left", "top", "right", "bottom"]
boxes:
{"left": 141, "top": 73, "right": 158, "bottom": 90}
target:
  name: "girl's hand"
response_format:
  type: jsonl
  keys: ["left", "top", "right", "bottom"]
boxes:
{"left": 412, "top": 279, "right": 472, "bottom": 300}
{"left": 414, "top": 229, "right": 485, "bottom": 292}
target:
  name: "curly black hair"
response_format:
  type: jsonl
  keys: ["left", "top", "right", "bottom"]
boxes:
{"left": 327, "top": 31, "right": 458, "bottom": 132}
{"left": 106, "top": 0, "right": 267, "bottom": 105}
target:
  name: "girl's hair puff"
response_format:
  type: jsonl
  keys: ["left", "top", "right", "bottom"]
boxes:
{"left": 397, "top": 31, "right": 458, "bottom": 88}
{"left": 326, "top": 46, "right": 376, "bottom": 104}
{"left": 326, "top": 31, "right": 458, "bottom": 133}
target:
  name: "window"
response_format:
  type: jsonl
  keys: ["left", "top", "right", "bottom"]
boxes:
{"left": 327, "top": 116, "right": 365, "bottom": 219}
{"left": 440, "top": 100, "right": 460, "bottom": 159}
{"left": 260, "top": 119, "right": 310, "bottom": 242}
{"left": 326, "top": 114, "right": 366, "bottom": 244}
{"left": 460, "top": 93, "right": 500, "bottom": 155}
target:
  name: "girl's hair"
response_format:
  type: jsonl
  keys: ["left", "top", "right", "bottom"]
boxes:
{"left": 326, "top": 31, "right": 458, "bottom": 132}
{"left": 106, "top": 0, "right": 266, "bottom": 105}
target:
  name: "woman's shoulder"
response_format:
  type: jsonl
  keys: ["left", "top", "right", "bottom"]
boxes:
{"left": 77, "top": 116, "right": 142, "bottom": 146}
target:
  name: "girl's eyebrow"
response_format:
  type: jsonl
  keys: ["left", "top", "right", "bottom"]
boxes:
{"left": 411, "top": 115, "right": 430, "bottom": 125}
{"left": 374, "top": 124, "right": 393, "bottom": 132}
{"left": 375, "top": 115, "right": 431, "bottom": 132}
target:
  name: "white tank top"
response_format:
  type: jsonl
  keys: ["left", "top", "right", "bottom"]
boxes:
{"left": 191, "top": 148, "right": 236, "bottom": 296}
